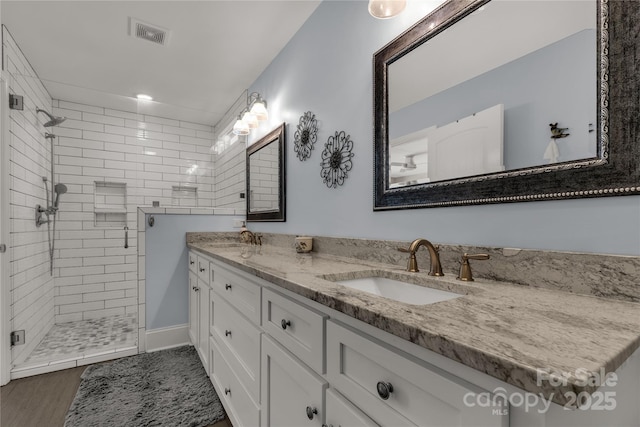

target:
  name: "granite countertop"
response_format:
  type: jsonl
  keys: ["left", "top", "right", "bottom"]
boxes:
{"left": 187, "top": 239, "right": 640, "bottom": 406}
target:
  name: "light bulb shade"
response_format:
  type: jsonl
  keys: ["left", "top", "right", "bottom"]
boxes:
{"left": 368, "top": 0, "right": 406, "bottom": 19}
{"left": 250, "top": 100, "right": 268, "bottom": 121}
{"left": 242, "top": 111, "right": 259, "bottom": 129}
{"left": 232, "top": 118, "right": 250, "bottom": 136}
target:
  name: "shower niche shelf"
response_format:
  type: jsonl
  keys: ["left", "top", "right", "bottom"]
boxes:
{"left": 94, "top": 181, "right": 127, "bottom": 227}
{"left": 171, "top": 185, "right": 198, "bottom": 207}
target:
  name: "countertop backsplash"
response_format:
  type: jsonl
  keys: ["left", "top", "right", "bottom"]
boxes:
{"left": 186, "top": 232, "right": 640, "bottom": 303}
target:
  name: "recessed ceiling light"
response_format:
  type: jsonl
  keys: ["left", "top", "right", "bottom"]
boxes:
{"left": 136, "top": 94, "right": 153, "bottom": 101}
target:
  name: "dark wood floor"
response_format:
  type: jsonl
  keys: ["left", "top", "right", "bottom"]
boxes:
{"left": 0, "top": 366, "right": 233, "bottom": 427}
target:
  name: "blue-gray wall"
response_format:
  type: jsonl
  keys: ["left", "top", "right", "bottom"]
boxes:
{"left": 389, "top": 29, "right": 597, "bottom": 169}
{"left": 145, "top": 214, "right": 243, "bottom": 330}
{"left": 244, "top": 0, "right": 639, "bottom": 256}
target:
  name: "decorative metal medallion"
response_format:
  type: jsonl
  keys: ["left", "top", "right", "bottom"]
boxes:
{"left": 320, "top": 131, "right": 354, "bottom": 188}
{"left": 293, "top": 111, "right": 318, "bottom": 161}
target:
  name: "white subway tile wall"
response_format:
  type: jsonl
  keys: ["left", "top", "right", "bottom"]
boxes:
{"left": 3, "top": 27, "right": 56, "bottom": 366}
{"left": 248, "top": 142, "right": 280, "bottom": 211}
{"left": 51, "top": 100, "right": 216, "bottom": 322}
{"left": 214, "top": 137, "right": 245, "bottom": 209}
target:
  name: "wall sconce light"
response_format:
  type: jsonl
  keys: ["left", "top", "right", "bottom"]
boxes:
{"left": 232, "top": 91, "right": 269, "bottom": 135}
{"left": 368, "top": 0, "right": 406, "bottom": 19}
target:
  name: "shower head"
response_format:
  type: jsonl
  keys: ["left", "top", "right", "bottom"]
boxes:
{"left": 54, "top": 183, "right": 67, "bottom": 209}
{"left": 54, "top": 183, "right": 67, "bottom": 195}
{"left": 36, "top": 107, "right": 66, "bottom": 127}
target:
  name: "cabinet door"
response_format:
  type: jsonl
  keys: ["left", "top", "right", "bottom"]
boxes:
{"left": 261, "top": 334, "right": 327, "bottom": 427}
{"left": 197, "top": 255, "right": 211, "bottom": 283}
{"left": 325, "top": 388, "right": 379, "bottom": 427}
{"left": 188, "top": 271, "right": 199, "bottom": 345}
{"left": 210, "top": 337, "right": 261, "bottom": 427}
{"left": 212, "top": 290, "right": 261, "bottom": 403}
{"left": 327, "top": 321, "right": 508, "bottom": 427}
{"left": 188, "top": 251, "right": 197, "bottom": 273}
{"left": 198, "top": 280, "right": 210, "bottom": 375}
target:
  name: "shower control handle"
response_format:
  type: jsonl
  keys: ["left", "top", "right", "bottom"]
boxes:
{"left": 124, "top": 226, "right": 129, "bottom": 249}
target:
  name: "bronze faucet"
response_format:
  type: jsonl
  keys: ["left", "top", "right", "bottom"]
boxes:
{"left": 457, "top": 253, "right": 490, "bottom": 281}
{"left": 398, "top": 238, "right": 444, "bottom": 276}
{"left": 240, "top": 228, "right": 262, "bottom": 245}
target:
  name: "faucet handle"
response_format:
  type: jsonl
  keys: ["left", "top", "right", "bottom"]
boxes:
{"left": 397, "top": 247, "right": 410, "bottom": 253}
{"left": 457, "top": 253, "right": 490, "bottom": 281}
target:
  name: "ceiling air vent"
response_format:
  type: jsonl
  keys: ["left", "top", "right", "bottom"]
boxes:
{"left": 130, "top": 18, "right": 170, "bottom": 46}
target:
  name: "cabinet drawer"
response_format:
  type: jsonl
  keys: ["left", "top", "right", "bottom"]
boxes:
{"left": 262, "top": 288, "right": 327, "bottom": 374}
{"left": 197, "top": 255, "right": 211, "bottom": 283}
{"left": 326, "top": 321, "right": 508, "bottom": 427}
{"left": 211, "top": 290, "right": 261, "bottom": 403}
{"left": 261, "top": 334, "right": 327, "bottom": 427}
{"left": 210, "top": 337, "right": 260, "bottom": 427}
{"left": 188, "top": 251, "right": 197, "bottom": 273}
{"left": 326, "top": 388, "right": 379, "bottom": 427}
{"left": 212, "top": 262, "right": 261, "bottom": 325}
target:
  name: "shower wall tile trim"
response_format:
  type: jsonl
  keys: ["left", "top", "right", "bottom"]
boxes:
{"left": 2, "top": 27, "right": 56, "bottom": 366}
{"left": 51, "top": 99, "right": 217, "bottom": 323}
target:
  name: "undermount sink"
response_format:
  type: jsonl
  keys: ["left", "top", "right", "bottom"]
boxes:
{"left": 334, "top": 276, "right": 462, "bottom": 305}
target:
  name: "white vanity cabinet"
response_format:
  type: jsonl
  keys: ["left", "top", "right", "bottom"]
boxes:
{"left": 189, "top": 251, "right": 506, "bottom": 427}
{"left": 261, "top": 334, "right": 328, "bottom": 427}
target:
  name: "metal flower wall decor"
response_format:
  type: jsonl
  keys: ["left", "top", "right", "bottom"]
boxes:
{"left": 320, "top": 131, "right": 354, "bottom": 188}
{"left": 293, "top": 111, "right": 318, "bottom": 161}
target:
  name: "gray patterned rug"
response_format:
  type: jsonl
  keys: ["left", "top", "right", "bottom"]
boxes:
{"left": 64, "top": 346, "right": 226, "bottom": 427}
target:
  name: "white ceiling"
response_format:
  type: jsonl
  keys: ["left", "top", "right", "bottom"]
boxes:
{"left": 1, "top": 0, "right": 321, "bottom": 125}
{"left": 389, "top": 0, "right": 596, "bottom": 113}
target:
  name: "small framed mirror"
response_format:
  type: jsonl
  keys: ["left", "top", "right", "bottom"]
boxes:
{"left": 246, "top": 123, "right": 286, "bottom": 222}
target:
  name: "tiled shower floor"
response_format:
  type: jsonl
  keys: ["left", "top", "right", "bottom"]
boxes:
{"left": 12, "top": 314, "right": 138, "bottom": 377}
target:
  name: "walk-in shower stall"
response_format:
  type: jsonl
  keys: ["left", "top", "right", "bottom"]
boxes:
{"left": 0, "top": 8, "right": 247, "bottom": 378}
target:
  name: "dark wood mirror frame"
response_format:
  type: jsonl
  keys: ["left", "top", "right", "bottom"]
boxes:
{"left": 373, "top": 0, "right": 640, "bottom": 210}
{"left": 246, "top": 123, "right": 286, "bottom": 222}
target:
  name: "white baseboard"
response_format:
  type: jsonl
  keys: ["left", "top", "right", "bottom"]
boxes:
{"left": 145, "top": 324, "right": 190, "bottom": 352}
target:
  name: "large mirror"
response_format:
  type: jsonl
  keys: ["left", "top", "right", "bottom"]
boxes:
{"left": 374, "top": 0, "right": 640, "bottom": 209}
{"left": 246, "top": 123, "right": 286, "bottom": 221}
